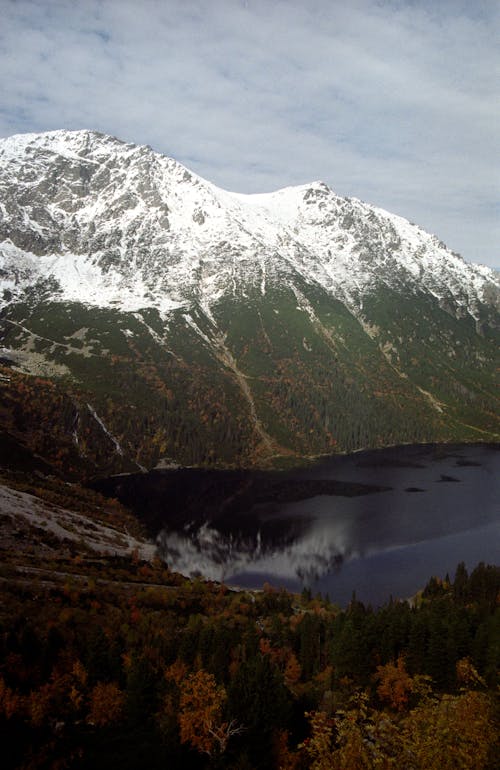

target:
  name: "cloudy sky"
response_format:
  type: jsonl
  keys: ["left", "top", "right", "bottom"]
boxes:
{"left": 1, "top": 0, "right": 498, "bottom": 267}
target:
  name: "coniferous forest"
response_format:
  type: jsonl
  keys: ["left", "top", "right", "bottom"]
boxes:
{"left": 1, "top": 549, "right": 498, "bottom": 770}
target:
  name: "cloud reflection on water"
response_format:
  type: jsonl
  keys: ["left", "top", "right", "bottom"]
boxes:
{"left": 156, "top": 445, "right": 499, "bottom": 600}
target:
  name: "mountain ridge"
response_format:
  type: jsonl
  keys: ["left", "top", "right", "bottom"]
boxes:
{"left": 0, "top": 129, "right": 498, "bottom": 475}
{"left": 1, "top": 129, "right": 497, "bottom": 319}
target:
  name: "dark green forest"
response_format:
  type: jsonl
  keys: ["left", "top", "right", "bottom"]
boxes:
{"left": 1, "top": 279, "right": 498, "bottom": 475}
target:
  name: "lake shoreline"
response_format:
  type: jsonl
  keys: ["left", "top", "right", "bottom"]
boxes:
{"left": 93, "top": 442, "right": 499, "bottom": 607}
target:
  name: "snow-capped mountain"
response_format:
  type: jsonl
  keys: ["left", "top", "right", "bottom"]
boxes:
{"left": 0, "top": 130, "right": 498, "bottom": 474}
{"left": 0, "top": 129, "right": 497, "bottom": 319}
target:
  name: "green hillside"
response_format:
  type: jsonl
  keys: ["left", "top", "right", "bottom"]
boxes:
{"left": 0, "top": 278, "right": 498, "bottom": 477}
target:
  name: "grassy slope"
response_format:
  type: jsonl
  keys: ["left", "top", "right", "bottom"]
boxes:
{"left": 0, "top": 279, "right": 498, "bottom": 476}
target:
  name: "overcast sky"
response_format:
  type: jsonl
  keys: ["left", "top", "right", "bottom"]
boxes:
{"left": 1, "top": 0, "right": 498, "bottom": 267}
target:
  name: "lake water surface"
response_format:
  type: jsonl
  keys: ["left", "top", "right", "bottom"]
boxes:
{"left": 96, "top": 444, "right": 499, "bottom": 607}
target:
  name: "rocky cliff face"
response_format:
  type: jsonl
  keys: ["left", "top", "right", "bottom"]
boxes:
{"left": 0, "top": 130, "right": 498, "bottom": 474}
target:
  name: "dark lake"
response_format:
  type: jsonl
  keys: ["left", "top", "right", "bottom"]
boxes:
{"left": 94, "top": 443, "right": 499, "bottom": 606}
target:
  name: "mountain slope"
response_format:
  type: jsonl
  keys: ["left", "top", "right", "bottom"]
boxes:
{"left": 0, "top": 130, "right": 498, "bottom": 474}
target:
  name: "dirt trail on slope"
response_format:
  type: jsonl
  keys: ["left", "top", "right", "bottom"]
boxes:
{"left": 212, "top": 335, "right": 277, "bottom": 456}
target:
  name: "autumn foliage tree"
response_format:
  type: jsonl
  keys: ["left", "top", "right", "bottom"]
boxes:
{"left": 375, "top": 654, "right": 414, "bottom": 711}
{"left": 299, "top": 710, "right": 334, "bottom": 770}
{"left": 178, "top": 669, "right": 243, "bottom": 758}
{"left": 88, "top": 681, "right": 125, "bottom": 727}
{"left": 402, "top": 690, "right": 494, "bottom": 770}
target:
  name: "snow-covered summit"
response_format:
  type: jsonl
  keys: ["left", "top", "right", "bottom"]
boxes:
{"left": 0, "top": 129, "right": 498, "bottom": 319}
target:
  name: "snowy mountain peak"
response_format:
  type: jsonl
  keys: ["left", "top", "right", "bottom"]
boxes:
{"left": 0, "top": 130, "right": 498, "bottom": 321}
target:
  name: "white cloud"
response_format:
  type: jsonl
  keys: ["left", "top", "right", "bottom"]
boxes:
{"left": 0, "top": 0, "right": 498, "bottom": 266}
